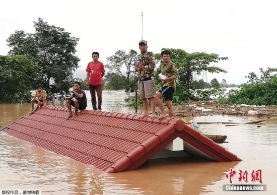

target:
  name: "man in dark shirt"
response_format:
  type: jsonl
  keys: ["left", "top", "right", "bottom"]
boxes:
{"left": 66, "top": 81, "right": 87, "bottom": 119}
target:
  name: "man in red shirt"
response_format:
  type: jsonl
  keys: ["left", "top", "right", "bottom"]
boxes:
{"left": 86, "top": 52, "right": 105, "bottom": 110}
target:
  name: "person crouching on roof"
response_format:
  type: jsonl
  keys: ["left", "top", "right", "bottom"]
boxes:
{"left": 66, "top": 81, "right": 87, "bottom": 119}
{"left": 30, "top": 84, "right": 47, "bottom": 115}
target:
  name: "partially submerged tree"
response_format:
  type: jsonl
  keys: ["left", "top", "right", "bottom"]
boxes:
{"left": 219, "top": 67, "right": 277, "bottom": 105}
{"left": 245, "top": 67, "right": 277, "bottom": 84}
{"left": 7, "top": 18, "right": 80, "bottom": 91}
{"left": 105, "top": 50, "right": 137, "bottom": 91}
{"left": 191, "top": 79, "right": 210, "bottom": 89}
{"left": 210, "top": 78, "right": 220, "bottom": 88}
{"left": 220, "top": 79, "right": 227, "bottom": 87}
{"left": 0, "top": 55, "right": 40, "bottom": 103}
{"left": 104, "top": 72, "right": 126, "bottom": 90}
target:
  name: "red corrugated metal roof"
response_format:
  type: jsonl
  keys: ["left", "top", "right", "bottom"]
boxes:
{"left": 3, "top": 105, "right": 241, "bottom": 173}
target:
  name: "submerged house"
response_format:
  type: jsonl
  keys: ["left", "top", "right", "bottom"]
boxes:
{"left": 3, "top": 105, "right": 241, "bottom": 173}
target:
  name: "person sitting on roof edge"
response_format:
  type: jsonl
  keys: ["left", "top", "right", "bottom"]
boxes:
{"left": 66, "top": 81, "right": 87, "bottom": 119}
{"left": 30, "top": 84, "right": 47, "bottom": 115}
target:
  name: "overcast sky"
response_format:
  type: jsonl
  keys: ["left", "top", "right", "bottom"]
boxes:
{"left": 1, "top": 0, "right": 276, "bottom": 84}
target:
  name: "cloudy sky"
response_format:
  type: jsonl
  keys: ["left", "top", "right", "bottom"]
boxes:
{"left": 1, "top": 0, "right": 276, "bottom": 84}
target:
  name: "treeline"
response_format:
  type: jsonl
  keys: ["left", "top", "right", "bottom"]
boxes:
{"left": 219, "top": 68, "right": 277, "bottom": 105}
{"left": 0, "top": 18, "right": 230, "bottom": 103}
{"left": 2, "top": 18, "right": 276, "bottom": 106}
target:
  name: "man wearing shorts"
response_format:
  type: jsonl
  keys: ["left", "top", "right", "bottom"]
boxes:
{"left": 135, "top": 40, "right": 156, "bottom": 117}
{"left": 30, "top": 84, "right": 47, "bottom": 114}
{"left": 155, "top": 50, "right": 177, "bottom": 118}
{"left": 66, "top": 81, "right": 87, "bottom": 119}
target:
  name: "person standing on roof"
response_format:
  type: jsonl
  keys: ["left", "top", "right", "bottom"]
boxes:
{"left": 134, "top": 40, "right": 156, "bottom": 118}
{"left": 155, "top": 49, "right": 177, "bottom": 118}
{"left": 86, "top": 52, "right": 105, "bottom": 111}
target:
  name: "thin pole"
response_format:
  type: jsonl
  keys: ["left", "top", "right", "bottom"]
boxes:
{"left": 135, "top": 12, "right": 144, "bottom": 114}
{"left": 135, "top": 87, "right": 138, "bottom": 114}
{"left": 141, "top": 12, "right": 143, "bottom": 40}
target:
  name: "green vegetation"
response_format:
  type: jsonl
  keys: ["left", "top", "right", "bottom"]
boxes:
{"left": 3, "top": 18, "right": 81, "bottom": 102}
{"left": 0, "top": 55, "right": 40, "bottom": 103}
{"left": 7, "top": 18, "right": 80, "bottom": 88}
{"left": 105, "top": 49, "right": 138, "bottom": 91}
{"left": 219, "top": 68, "right": 277, "bottom": 105}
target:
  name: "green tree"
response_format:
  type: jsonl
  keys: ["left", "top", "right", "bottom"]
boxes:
{"left": 210, "top": 78, "right": 220, "bottom": 88}
{"left": 245, "top": 67, "right": 277, "bottom": 84}
{"left": 0, "top": 55, "right": 40, "bottom": 103}
{"left": 219, "top": 78, "right": 277, "bottom": 105}
{"left": 191, "top": 79, "right": 210, "bottom": 89}
{"left": 7, "top": 18, "right": 80, "bottom": 91}
{"left": 192, "top": 79, "right": 205, "bottom": 89}
{"left": 105, "top": 50, "right": 137, "bottom": 91}
{"left": 219, "top": 67, "right": 277, "bottom": 105}
{"left": 220, "top": 79, "right": 227, "bottom": 87}
{"left": 104, "top": 72, "right": 126, "bottom": 90}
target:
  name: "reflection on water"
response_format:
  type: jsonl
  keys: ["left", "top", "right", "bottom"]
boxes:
{"left": 1, "top": 91, "right": 277, "bottom": 194}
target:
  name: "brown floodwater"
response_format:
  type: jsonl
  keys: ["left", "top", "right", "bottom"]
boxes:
{"left": 0, "top": 91, "right": 277, "bottom": 195}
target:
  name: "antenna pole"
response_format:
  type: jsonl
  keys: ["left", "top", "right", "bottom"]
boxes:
{"left": 135, "top": 12, "right": 144, "bottom": 114}
{"left": 141, "top": 12, "right": 143, "bottom": 40}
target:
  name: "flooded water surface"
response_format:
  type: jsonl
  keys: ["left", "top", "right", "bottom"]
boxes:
{"left": 0, "top": 91, "right": 277, "bottom": 195}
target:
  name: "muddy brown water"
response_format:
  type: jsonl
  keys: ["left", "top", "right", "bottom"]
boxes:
{"left": 1, "top": 91, "right": 277, "bottom": 195}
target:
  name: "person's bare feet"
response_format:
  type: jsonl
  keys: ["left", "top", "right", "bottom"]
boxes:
{"left": 159, "top": 114, "right": 167, "bottom": 119}
{"left": 67, "top": 113, "right": 73, "bottom": 120}
{"left": 149, "top": 114, "right": 157, "bottom": 117}
{"left": 140, "top": 114, "right": 149, "bottom": 119}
